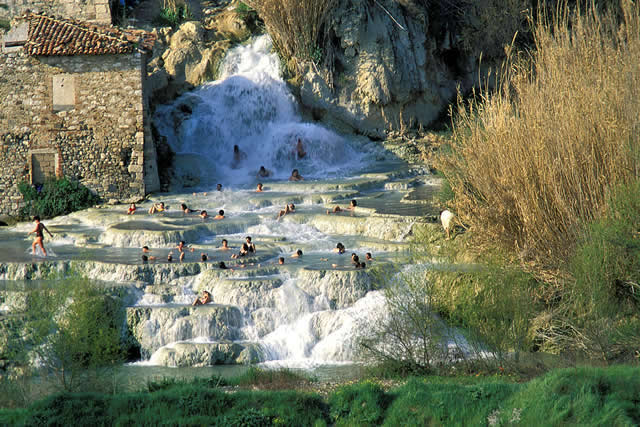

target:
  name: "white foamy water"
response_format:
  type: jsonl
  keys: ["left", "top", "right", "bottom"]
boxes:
{"left": 154, "top": 35, "right": 365, "bottom": 187}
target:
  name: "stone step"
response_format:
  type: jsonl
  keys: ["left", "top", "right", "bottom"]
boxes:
{"left": 127, "top": 304, "right": 243, "bottom": 358}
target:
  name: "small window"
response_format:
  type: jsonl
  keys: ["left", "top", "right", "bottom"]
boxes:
{"left": 53, "top": 74, "right": 76, "bottom": 112}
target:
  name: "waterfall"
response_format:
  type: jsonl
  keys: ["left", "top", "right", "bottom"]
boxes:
{"left": 154, "top": 35, "right": 364, "bottom": 187}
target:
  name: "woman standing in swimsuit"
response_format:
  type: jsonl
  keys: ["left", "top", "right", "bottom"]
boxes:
{"left": 29, "top": 215, "right": 53, "bottom": 256}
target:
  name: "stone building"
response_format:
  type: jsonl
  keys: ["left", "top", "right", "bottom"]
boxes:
{"left": 0, "top": 13, "right": 160, "bottom": 216}
{"left": 0, "top": 0, "right": 112, "bottom": 25}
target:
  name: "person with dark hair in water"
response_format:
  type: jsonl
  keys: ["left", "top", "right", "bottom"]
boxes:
{"left": 278, "top": 257, "right": 285, "bottom": 265}
{"left": 29, "top": 216, "right": 53, "bottom": 257}
{"left": 192, "top": 290, "right": 212, "bottom": 306}
{"left": 295, "top": 138, "right": 307, "bottom": 159}
{"left": 214, "top": 209, "right": 225, "bottom": 220}
{"left": 257, "top": 166, "right": 272, "bottom": 178}
{"left": 245, "top": 236, "right": 256, "bottom": 253}
{"left": 327, "top": 199, "right": 357, "bottom": 215}
{"left": 291, "top": 249, "right": 303, "bottom": 258}
{"left": 256, "top": 183, "right": 264, "bottom": 192}
{"left": 149, "top": 201, "right": 165, "bottom": 214}
{"left": 232, "top": 145, "right": 247, "bottom": 169}
{"left": 219, "top": 261, "right": 228, "bottom": 269}
{"left": 231, "top": 243, "right": 250, "bottom": 259}
{"left": 333, "top": 242, "right": 346, "bottom": 254}
{"left": 127, "top": 203, "right": 137, "bottom": 215}
{"left": 289, "top": 169, "right": 304, "bottom": 181}
{"left": 200, "top": 253, "right": 208, "bottom": 262}
{"left": 181, "top": 203, "right": 198, "bottom": 214}
{"left": 216, "top": 183, "right": 223, "bottom": 192}
{"left": 200, "top": 210, "right": 209, "bottom": 219}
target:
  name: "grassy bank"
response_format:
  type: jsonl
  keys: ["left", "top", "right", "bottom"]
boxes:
{"left": 1, "top": 366, "right": 639, "bottom": 425}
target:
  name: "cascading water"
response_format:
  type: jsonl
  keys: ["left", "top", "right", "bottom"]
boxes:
{"left": 148, "top": 35, "right": 390, "bottom": 367}
{"left": 154, "top": 36, "right": 365, "bottom": 187}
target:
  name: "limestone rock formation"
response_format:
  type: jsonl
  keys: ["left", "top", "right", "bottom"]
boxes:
{"left": 126, "top": 305, "right": 243, "bottom": 357}
{"left": 296, "top": 0, "right": 506, "bottom": 138}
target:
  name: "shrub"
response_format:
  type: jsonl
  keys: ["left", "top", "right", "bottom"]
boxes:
{"left": 328, "top": 382, "right": 387, "bottom": 426}
{"left": 251, "top": 0, "right": 336, "bottom": 72}
{"left": 436, "top": 1, "right": 640, "bottom": 267}
{"left": 18, "top": 177, "right": 99, "bottom": 219}
{"left": 229, "top": 367, "right": 313, "bottom": 390}
{"left": 537, "top": 181, "right": 640, "bottom": 360}
{"left": 153, "top": 0, "right": 191, "bottom": 28}
{"left": 17, "top": 278, "right": 126, "bottom": 392}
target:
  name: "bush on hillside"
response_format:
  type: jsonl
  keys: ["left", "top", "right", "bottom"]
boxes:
{"left": 251, "top": 0, "right": 336, "bottom": 72}
{"left": 536, "top": 181, "right": 640, "bottom": 361}
{"left": 437, "top": 1, "right": 640, "bottom": 267}
{"left": 18, "top": 177, "right": 99, "bottom": 219}
{"left": 16, "top": 278, "right": 126, "bottom": 392}
{"left": 328, "top": 382, "right": 387, "bottom": 426}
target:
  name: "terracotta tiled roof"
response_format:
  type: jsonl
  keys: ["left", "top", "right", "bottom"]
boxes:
{"left": 23, "top": 13, "right": 155, "bottom": 56}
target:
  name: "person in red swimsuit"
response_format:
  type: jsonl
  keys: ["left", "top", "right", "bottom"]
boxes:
{"left": 29, "top": 215, "right": 53, "bottom": 257}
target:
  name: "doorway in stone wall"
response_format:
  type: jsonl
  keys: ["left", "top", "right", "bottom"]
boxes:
{"left": 30, "top": 150, "right": 59, "bottom": 186}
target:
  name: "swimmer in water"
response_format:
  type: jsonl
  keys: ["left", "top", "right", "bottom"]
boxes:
{"left": 231, "top": 243, "right": 250, "bottom": 259}
{"left": 278, "top": 257, "right": 285, "bottom": 265}
{"left": 245, "top": 236, "right": 256, "bottom": 253}
{"left": 295, "top": 138, "right": 306, "bottom": 159}
{"left": 366, "top": 252, "right": 373, "bottom": 261}
{"left": 200, "top": 253, "right": 208, "bottom": 262}
{"left": 217, "top": 183, "right": 222, "bottom": 192}
{"left": 213, "top": 209, "right": 225, "bottom": 220}
{"left": 232, "top": 145, "right": 247, "bottom": 169}
{"left": 276, "top": 203, "right": 292, "bottom": 220}
{"left": 181, "top": 203, "right": 197, "bottom": 214}
{"left": 127, "top": 203, "right": 137, "bottom": 215}
{"left": 289, "top": 169, "right": 304, "bottom": 181}
{"left": 327, "top": 199, "right": 357, "bottom": 215}
{"left": 142, "top": 246, "right": 157, "bottom": 260}
{"left": 29, "top": 216, "right": 53, "bottom": 257}
{"left": 219, "top": 239, "right": 230, "bottom": 251}
{"left": 148, "top": 202, "right": 165, "bottom": 214}
{"left": 257, "top": 166, "right": 272, "bottom": 178}
{"left": 333, "top": 242, "right": 346, "bottom": 254}
{"left": 291, "top": 249, "right": 303, "bottom": 258}
{"left": 256, "top": 183, "right": 264, "bottom": 192}
{"left": 199, "top": 210, "right": 208, "bottom": 219}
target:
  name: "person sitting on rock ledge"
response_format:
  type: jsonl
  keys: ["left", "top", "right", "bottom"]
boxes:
{"left": 231, "top": 243, "right": 250, "bottom": 258}
{"left": 192, "top": 290, "right": 212, "bottom": 306}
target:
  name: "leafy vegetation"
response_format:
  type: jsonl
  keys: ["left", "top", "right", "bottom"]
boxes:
{"left": 2, "top": 366, "right": 639, "bottom": 425}
{"left": 153, "top": 0, "right": 191, "bottom": 28}
{"left": 18, "top": 177, "right": 99, "bottom": 219}
{"left": 1, "top": 278, "right": 126, "bottom": 393}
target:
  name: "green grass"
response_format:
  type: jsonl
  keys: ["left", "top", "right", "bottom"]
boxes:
{"left": 2, "top": 366, "right": 639, "bottom": 425}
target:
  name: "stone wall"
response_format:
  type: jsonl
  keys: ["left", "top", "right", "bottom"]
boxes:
{"left": 0, "top": 0, "right": 112, "bottom": 25}
{"left": 0, "top": 50, "right": 160, "bottom": 216}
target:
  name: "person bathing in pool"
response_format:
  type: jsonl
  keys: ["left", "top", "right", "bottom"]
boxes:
{"left": 232, "top": 145, "right": 247, "bottom": 169}
{"left": 327, "top": 199, "right": 357, "bottom": 215}
{"left": 289, "top": 169, "right": 304, "bottom": 181}
{"left": 257, "top": 166, "right": 272, "bottom": 178}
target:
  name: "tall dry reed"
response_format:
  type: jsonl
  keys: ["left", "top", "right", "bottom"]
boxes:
{"left": 249, "top": 0, "right": 336, "bottom": 71}
{"left": 438, "top": 1, "right": 640, "bottom": 266}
